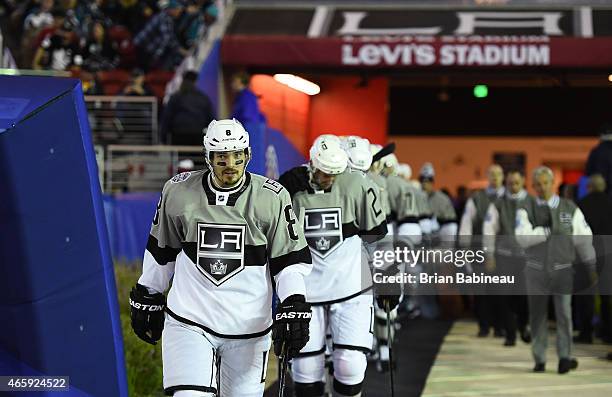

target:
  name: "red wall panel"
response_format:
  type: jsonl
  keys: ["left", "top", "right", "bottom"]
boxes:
{"left": 309, "top": 76, "right": 388, "bottom": 146}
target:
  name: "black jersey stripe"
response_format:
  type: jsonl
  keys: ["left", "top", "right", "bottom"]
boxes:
{"left": 397, "top": 216, "right": 419, "bottom": 226}
{"left": 360, "top": 220, "right": 388, "bottom": 243}
{"left": 310, "top": 287, "right": 372, "bottom": 306}
{"left": 166, "top": 308, "right": 272, "bottom": 339}
{"left": 269, "top": 246, "right": 312, "bottom": 277}
{"left": 164, "top": 385, "right": 217, "bottom": 396}
{"left": 438, "top": 218, "right": 457, "bottom": 225}
{"left": 146, "top": 235, "right": 181, "bottom": 266}
{"left": 342, "top": 222, "right": 360, "bottom": 239}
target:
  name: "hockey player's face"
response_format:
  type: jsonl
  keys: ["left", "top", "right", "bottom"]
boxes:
{"left": 312, "top": 169, "right": 336, "bottom": 190}
{"left": 421, "top": 180, "right": 434, "bottom": 193}
{"left": 211, "top": 150, "right": 247, "bottom": 187}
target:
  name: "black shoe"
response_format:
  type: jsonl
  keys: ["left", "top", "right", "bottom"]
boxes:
{"left": 573, "top": 335, "right": 593, "bottom": 344}
{"left": 494, "top": 329, "right": 505, "bottom": 338}
{"left": 533, "top": 363, "right": 545, "bottom": 372}
{"left": 477, "top": 329, "right": 489, "bottom": 337}
{"left": 520, "top": 329, "right": 532, "bottom": 344}
{"left": 503, "top": 339, "right": 516, "bottom": 347}
{"left": 607, "top": 352, "right": 612, "bottom": 361}
{"left": 558, "top": 358, "right": 578, "bottom": 374}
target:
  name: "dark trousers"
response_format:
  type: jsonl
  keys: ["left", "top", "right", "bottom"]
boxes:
{"left": 499, "top": 294, "right": 529, "bottom": 341}
{"left": 497, "top": 254, "right": 528, "bottom": 340}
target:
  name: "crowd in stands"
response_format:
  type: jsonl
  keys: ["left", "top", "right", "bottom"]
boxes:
{"left": 0, "top": 0, "right": 218, "bottom": 92}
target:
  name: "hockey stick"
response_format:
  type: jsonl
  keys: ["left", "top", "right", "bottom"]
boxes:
{"left": 385, "top": 301, "right": 395, "bottom": 397}
{"left": 278, "top": 328, "right": 289, "bottom": 397}
{"left": 372, "top": 143, "right": 396, "bottom": 163}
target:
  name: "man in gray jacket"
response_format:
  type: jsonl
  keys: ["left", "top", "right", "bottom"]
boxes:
{"left": 515, "top": 166, "right": 596, "bottom": 374}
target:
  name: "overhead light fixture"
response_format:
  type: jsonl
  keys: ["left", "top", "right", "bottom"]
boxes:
{"left": 608, "top": 74, "right": 612, "bottom": 82}
{"left": 273, "top": 74, "right": 320, "bottom": 95}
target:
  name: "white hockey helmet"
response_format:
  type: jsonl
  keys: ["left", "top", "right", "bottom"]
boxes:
{"left": 203, "top": 118, "right": 250, "bottom": 167}
{"left": 420, "top": 162, "right": 435, "bottom": 179}
{"left": 342, "top": 135, "right": 372, "bottom": 171}
{"left": 309, "top": 135, "right": 348, "bottom": 175}
{"left": 397, "top": 163, "right": 412, "bottom": 179}
{"left": 369, "top": 143, "right": 383, "bottom": 156}
{"left": 382, "top": 153, "right": 398, "bottom": 169}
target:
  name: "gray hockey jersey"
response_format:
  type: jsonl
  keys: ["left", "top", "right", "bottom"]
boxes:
{"left": 385, "top": 175, "right": 427, "bottom": 226}
{"left": 367, "top": 172, "right": 392, "bottom": 221}
{"left": 428, "top": 190, "right": 457, "bottom": 225}
{"left": 138, "top": 170, "right": 312, "bottom": 338}
{"left": 279, "top": 167, "right": 388, "bottom": 304}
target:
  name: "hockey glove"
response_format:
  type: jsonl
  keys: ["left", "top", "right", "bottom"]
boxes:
{"left": 129, "top": 283, "right": 166, "bottom": 345}
{"left": 374, "top": 266, "right": 401, "bottom": 312}
{"left": 272, "top": 294, "right": 311, "bottom": 359}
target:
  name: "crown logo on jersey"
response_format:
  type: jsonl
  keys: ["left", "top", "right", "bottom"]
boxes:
{"left": 315, "top": 237, "right": 331, "bottom": 251}
{"left": 210, "top": 260, "right": 227, "bottom": 275}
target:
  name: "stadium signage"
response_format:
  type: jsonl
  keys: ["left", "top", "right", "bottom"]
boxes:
{"left": 224, "top": 7, "right": 612, "bottom": 68}
{"left": 341, "top": 43, "right": 550, "bottom": 66}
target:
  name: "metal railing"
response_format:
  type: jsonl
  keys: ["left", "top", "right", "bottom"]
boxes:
{"left": 85, "top": 95, "right": 158, "bottom": 146}
{"left": 104, "top": 145, "right": 204, "bottom": 193}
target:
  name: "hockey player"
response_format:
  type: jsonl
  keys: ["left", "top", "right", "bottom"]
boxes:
{"left": 418, "top": 162, "right": 457, "bottom": 249}
{"left": 279, "top": 135, "right": 388, "bottom": 397}
{"left": 342, "top": 137, "right": 402, "bottom": 373}
{"left": 129, "top": 119, "right": 313, "bottom": 397}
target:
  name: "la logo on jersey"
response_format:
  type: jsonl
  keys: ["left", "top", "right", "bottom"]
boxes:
{"left": 196, "top": 223, "right": 246, "bottom": 286}
{"left": 304, "top": 208, "right": 343, "bottom": 258}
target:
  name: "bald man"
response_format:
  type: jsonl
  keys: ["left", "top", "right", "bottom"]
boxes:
{"left": 459, "top": 164, "right": 505, "bottom": 337}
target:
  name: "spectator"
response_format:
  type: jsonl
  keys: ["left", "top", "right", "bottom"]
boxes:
{"left": 23, "top": 0, "right": 53, "bottom": 32}
{"left": 576, "top": 174, "right": 612, "bottom": 346}
{"left": 118, "top": 68, "right": 155, "bottom": 142}
{"left": 133, "top": 0, "right": 186, "bottom": 71}
{"left": 20, "top": 0, "right": 54, "bottom": 67}
{"left": 32, "top": 7, "right": 66, "bottom": 50}
{"left": 121, "top": 68, "right": 153, "bottom": 96}
{"left": 230, "top": 71, "right": 263, "bottom": 125}
{"left": 32, "top": 18, "right": 79, "bottom": 70}
{"left": 105, "top": 0, "right": 157, "bottom": 35}
{"left": 586, "top": 122, "right": 612, "bottom": 197}
{"left": 161, "top": 70, "right": 215, "bottom": 145}
{"left": 74, "top": 0, "right": 109, "bottom": 38}
{"left": 78, "top": 19, "right": 118, "bottom": 71}
{"left": 80, "top": 68, "right": 104, "bottom": 95}
{"left": 175, "top": 1, "right": 203, "bottom": 49}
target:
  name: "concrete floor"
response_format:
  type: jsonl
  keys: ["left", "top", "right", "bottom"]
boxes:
{"left": 265, "top": 319, "right": 612, "bottom": 396}
{"left": 422, "top": 320, "right": 612, "bottom": 397}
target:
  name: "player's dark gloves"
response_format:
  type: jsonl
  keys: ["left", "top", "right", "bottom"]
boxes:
{"left": 374, "top": 266, "right": 401, "bottom": 312}
{"left": 278, "top": 167, "right": 310, "bottom": 196}
{"left": 130, "top": 283, "right": 166, "bottom": 345}
{"left": 272, "top": 294, "right": 311, "bottom": 359}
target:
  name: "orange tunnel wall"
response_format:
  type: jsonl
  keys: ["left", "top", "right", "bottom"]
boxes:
{"left": 392, "top": 136, "right": 598, "bottom": 196}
